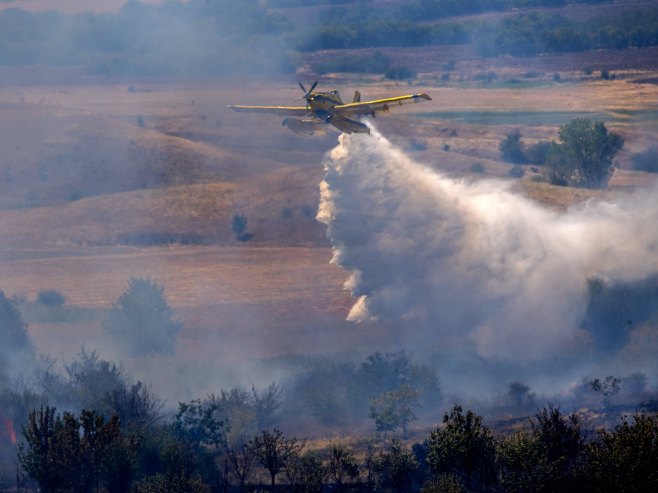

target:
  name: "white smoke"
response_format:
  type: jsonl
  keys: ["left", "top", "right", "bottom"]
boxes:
{"left": 318, "top": 127, "right": 658, "bottom": 364}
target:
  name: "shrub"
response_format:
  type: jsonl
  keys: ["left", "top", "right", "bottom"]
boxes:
{"left": 499, "top": 130, "right": 527, "bottom": 164}
{"left": 385, "top": 66, "right": 417, "bottom": 80}
{"left": 104, "top": 278, "right": 182, "bottom": 356}
{"left": 583, "top": 274, "right": 658, "bottom": 354}
{"left": 631, "top": 146, "right": 658, "bottom": 173}
{"left": 36, "top": 289, "right": 66, "bottom": 308}
{"left": 231, "top": 214, "right": 253, "bottom": 242}
{"left": 469, "top": 163, "right": 486, "bottom": 174}
{"left": 526, "top": 140, "right": 551, "bottom": 165}
{"left": 508, "top": 165, "right": 525, "bottom": 179}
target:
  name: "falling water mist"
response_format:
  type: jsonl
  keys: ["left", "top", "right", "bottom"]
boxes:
{"left": 317, "top": 125, "right": 658, "bottom": 396}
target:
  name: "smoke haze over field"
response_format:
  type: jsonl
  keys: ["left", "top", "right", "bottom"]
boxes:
{"left": 318, "top": 126, "right": 658, "bottom": 389}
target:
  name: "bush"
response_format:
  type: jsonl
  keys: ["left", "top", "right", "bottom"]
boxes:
{"left": 469, "top": 163, "right": 486, "bottom": 174}
{"left": 499, "top": 130, "right": 527, "bottom": 164}
{"left": 104, "top": 278, "right": 182, "bottom": 356}
{"left": 526, "top": 140, "right": 551, "bottom": 165}
{"left": 507, "top": 165, "right": 525, "bottom": 179}
{"left": 631, "top": 146, "right": 658, "bottom": 173}
{"left": 385, "top": 66, "right": 417, "bottom": 80}
{"left": 232, "top": 214, "right": 253, "bottom": 242}
{"left": 36, "top": 289, "right": 66, "bottom": 308}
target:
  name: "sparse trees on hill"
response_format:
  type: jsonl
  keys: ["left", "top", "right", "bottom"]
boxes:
{"left": 104, "top": 277, "right": 181, "bottom": 356}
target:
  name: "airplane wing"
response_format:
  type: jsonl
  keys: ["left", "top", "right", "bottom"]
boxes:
{"left": 333, "top": 93, "right": 431, "bottom": 116}
{"left": 227, "top": 105, "right": 309, "bottom": 117}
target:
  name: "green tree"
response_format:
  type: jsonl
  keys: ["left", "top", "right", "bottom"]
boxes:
{"left": 36, "top": 289, "right": 66, "bottom": 308}
{"left": 526, "top": 140, "right": 551, "bottom": 165}
{"left": 19, "top": 406, "right": 124, "bottom": 493}
{"left": 499, "top": 405, "right": 585, "bottom": 493}
{"left": 18, "top": 406, "right": 65, "bottom": 493}
{"left": 226, "top": 439, "right": 256, "bottom": 493}
{"left": 426, "top": 405, "right": 496, "bottom": 492}
{"left": 500, "top": 130, "right": 527, "bottom": 164}
{"left": 372, "top": 440, "right": 418, "bottom": 493}
{"left": 545, "top": 118, "right": 623, "bottom": 189}
{"left": 248, "top": 428, "right": 302, "bottom": 486}
{"left": 174, "top": 399, "right": 226, "bottom": 454}
{"left": 589, "top": 375, "right": 621, "bottom": 410}
{"left": 284, "top": 451, "right": 326, "bottom": 493}
{"left": 586, "top": 413, "right": 658, "bottom": 493}
{"left": 508, "top": 381, "right": 535, "bottom": 410}
{"left": 369, "top": 384, "right": 419, "bottom": 437}
{"left": 104, "top": 277, "right": 182, "bottom": 356}
{"left": 231, "top": 214, "right": 253, "bottom": 242}
{"left": 327, "top": 441, "right": 359, "bottom": 490}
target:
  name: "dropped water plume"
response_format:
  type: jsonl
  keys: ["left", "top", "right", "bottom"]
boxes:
{"left": 318, "top": 126, "right": 658, "bottom": 394}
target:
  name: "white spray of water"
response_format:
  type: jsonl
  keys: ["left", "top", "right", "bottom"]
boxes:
{"left": 317, "top": 127, "right": 658, "bottom": 363}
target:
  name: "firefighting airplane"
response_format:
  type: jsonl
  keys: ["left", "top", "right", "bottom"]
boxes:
{"left": 227, "top": 81, "right": 431, "bottom": 135}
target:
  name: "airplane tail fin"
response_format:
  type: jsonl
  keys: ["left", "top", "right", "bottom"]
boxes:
{"left": 352, "top": 90, "right": 361, "bottom": 103}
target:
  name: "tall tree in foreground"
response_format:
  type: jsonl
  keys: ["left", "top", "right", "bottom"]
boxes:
{"left": 426, "top": 405, "right": 496, "bottom": 492}
{"left": 372, "top": 440, "right": 418, "bottom": 493}
{"left": 498, "top": 405, "right": 585, "bottom": 493}
{"left": 19, "top": 406, "right": 124, "bottom": 493}
{"left": 586, "top": 413, "right": 658, "bottom": 493}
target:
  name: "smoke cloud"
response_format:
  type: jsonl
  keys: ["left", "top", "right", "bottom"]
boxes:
{"left": 318, "top": 126, "right": 658, "bottom": 371}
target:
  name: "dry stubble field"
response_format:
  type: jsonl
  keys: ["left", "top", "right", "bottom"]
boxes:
{"left": 1, "top": 69, "right": 658, "bottom": 398}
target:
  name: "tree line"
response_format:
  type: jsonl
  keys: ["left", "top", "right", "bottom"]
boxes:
{"left": 16, "top": 402, "right": 658, "bottom": 492}
{"left": 0, "top": 1, "right": 656, "bottom": 75}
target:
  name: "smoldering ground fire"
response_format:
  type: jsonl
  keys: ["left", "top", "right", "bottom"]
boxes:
{"left": 318, "top": 124, "right": 658, "bottom": 391}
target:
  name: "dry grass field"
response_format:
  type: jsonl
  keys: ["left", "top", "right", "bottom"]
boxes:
{"left": 1, "top": 58, "right": 658, "bottom": 399}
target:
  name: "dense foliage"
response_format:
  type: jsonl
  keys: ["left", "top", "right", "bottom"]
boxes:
{"left": 14, "top": 401, "right": 658, "bottom": 492}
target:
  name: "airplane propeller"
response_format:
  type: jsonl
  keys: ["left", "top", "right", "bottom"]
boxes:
{"left": 297, "top": 81, "right": 318, "bottom": 108}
